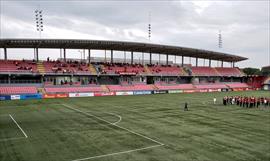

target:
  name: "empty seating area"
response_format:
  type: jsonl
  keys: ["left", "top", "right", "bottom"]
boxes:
{"left": 100, "top": 63, "right": 145, "bottom": 75}
{"left": 148, "top": 64, "right": 183, "bottom": 75}
{"left": 225, "top": 83, "right": 249, "bottom": 88}
{"left": 0, "top": 86, "right": 37, "bottom": 94}
{"left": 194, "top": 83, "right": 228, "bottom": 89}
{"left": 155, "top": 84, "right": 194, "bottom": 90}
{"left": 215, "top": 67, "right": 243, "bottom": 77}
{"left": 191, "top": 67, "right": 219, "bottom": 76}
{"left": 45, "top": 86, "right": 103, "bottom": 93}
{"left": 43, "top": 60, "right": 90, "bottom": 74}
{"left": 107, "top": 84, "right": 154, "bottom": 91}
{"left": 0, "top": 60, "right": 38, "bottom": 73}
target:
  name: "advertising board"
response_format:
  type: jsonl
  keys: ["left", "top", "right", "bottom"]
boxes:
{"left": 133, "top": 91, "right": 152, "bottom": 95}
{"left": 94, "top": 92, "right": 116, "bottom": 96}
{"left": 168, "top": 90, "right": 183, "bottom": 94}
{"left": 11, "top": 95, "right": 21, "bottom": 100}
{"left": 69, "top": 93, "right": 94, "bottom": 97}
{"left": 116, "top": 91, "right": 133, "bottom": 96}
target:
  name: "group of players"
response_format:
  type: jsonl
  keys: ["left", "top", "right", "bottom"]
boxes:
{"left": 222, "top": 96, "right": 270, "bottom": 108}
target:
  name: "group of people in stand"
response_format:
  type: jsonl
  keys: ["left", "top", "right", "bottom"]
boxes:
{"left": 222, "top": 96, "right": 270, "bottom": 108}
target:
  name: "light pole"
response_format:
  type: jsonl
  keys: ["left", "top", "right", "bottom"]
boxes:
{"left": 35, "top": 9, "right": 43, "bottom": 38}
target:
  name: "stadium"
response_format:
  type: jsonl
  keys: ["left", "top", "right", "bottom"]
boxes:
{"left": 0, "top": 1, "right": 270, "bottom": 161}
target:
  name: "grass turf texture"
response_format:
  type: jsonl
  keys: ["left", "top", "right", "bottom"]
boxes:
{"left": 0, "top": 91, "right": 269, "bottom": 161}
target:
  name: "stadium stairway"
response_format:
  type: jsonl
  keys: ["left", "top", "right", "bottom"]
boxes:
{"left": 89, "top": 64, "right": 97, "bottom": 75}
{"left": 101, "top": 85, "right": 110, "bottom": 92}
{"left": 239, "top": 68, "right": 245, "bottom": 76}
{"left": 180, "top": 67, "right": 188, "bottom": 76}
{"left": 38, "top": 88, "right": 46, "bottom": 94}
{"left": 151, "top": 84, "right": 159, "bottom": 90}
{"left": 213, "top": 68, "right": 221, "bottom": 76}
{"left": 144, "top": 65, "right": 152, "bottom": 74}
{"left": 37, "top": 62, "right": 45, "bottom": 74}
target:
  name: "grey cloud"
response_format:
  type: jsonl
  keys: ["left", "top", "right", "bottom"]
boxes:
{"left": 0, "top": 0, "right": 269, "bottom": 68}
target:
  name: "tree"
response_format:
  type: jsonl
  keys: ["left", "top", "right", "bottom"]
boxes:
{"left": 242, "top": 68, "right": 262, "bottom": 75}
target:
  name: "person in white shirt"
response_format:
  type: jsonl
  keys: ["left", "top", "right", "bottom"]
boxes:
{"left": 213, "top": 97, "right": 217, "bottom": 104}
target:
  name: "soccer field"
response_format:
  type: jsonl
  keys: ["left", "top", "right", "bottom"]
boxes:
{"left": 0, "top": 91, "right": 270, "bottom": 161}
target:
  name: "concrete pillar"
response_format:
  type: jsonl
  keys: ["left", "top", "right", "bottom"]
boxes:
{"left": 181, "top": 56, "right": 184, "bottom": 67}
{"left": 150, "top": 52, "right": 152, "bottom": 65}
{"left": 63, "top": 48, "right": 66, "bottom": 62}
{"left": 166, "top": 54, "right": 169, "bottom": 65}
{"left": 159, "top": 54, "right": 160, "bottom": 64}
{"left": 8, "top": 75, "right": 11, "bottom": 84}
{"left": 104, "top": 50, "right": 106, "bottom": 62}
{"left": 196, "top": 58, "right": 198, "bottom": 67}
{"left": 88, "top": 49, "right": 91, "bottom": 64}
{"left": 111, "top": 50, "right": 113, "bottom": 63}
{"left": 209, "top": 59, "right": 211, "bottom": 67}
{"left": 131, "top": 51, "right": 134, "bottom": 64}
{"left": 142, "top": 52, "right": 144, "bottom": 65}
{"left": 221, "top": 61, "right": 223, "bottom": 67}
{"left": 36, "top": 48, "right": 39, "bottom": 61}
{"left": 4, "top": 48, "right": 7, "bottom": 60}
{"left": 233, "top": 62, "right": 235, "bottom": 68}
{"left": 124, "top": 51, "right": 126, "bottom": 63}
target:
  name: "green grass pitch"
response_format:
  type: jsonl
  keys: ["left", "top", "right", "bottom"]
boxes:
{"left": 0, "top": 91, "right": 270, "bottom": 161}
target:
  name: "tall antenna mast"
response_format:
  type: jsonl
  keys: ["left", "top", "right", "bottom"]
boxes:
{"left": 218, "top": 30, "right": 222, "bottom": 49}
{"left": 148, "top": 11, "right": 151, "bottom": 41}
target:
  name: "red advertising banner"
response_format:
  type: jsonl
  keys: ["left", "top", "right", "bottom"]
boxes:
{"left": 94, "top": 92, "right": 116, "bottom": 96}
{"left": 199, "top": 89, "right": 208, "bottom": 93}
{"left": 56, "top": 93, "right": 68, "bottom": 98}
{"left": 43, "top": 94, "right": 56, "bottom": 98}
{"left": 233, "top": 88, "right": 244, "bottom": 91}
{"left": 183, "top": 90, "right": 195, "bottom": 93}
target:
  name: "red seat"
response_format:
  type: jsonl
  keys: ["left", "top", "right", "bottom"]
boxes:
{"left": 107, "top": 84, "right": 154, "bottom": 91}
{"left": 45, "top": 86, "right": 103, "bottom": 93}
{"left": 0, "top": 60, "right": 37, "bottom": 73}
{"left": 194, "top": 83, "right": 228, "bottom": 89}
{"left": 102, "top": 63, "right": 145, "bottom": 75}
{"left": 215, "top": 67, "right": 243, "bottom": 77}
{"left": 191, "top": 67, "right": 219, "bottom": 76}
{"left": 226, "top": 83, "right": 249, "bottom": 88}
{"left": 0, "top": 86, "right": 37, "bottom": 94}
{"left": 155, "top": 84, "right": 194, "bottom": 90}
{"left": 148, "top": 65, "right": 183, "bottom": 75}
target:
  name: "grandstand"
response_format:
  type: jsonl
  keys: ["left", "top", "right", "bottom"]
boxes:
{"left": 1, "top": 39, "right": 269, "bottom": 161}
{"left": 0, "top": 38, "right": 258, "bottom": 99}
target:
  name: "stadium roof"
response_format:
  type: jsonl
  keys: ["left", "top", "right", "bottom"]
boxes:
{"left": 0, "top": 39, "right": 247, "bottom": 62}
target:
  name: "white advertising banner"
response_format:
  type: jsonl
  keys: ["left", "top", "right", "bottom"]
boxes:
{"left": 69, "top": 93, "right": 94, "bottom": 97}
{"left": 10, "top": 95, "right": 21, "bottom": 100}
{"left": 116, "top": 91, "right": 133, "bottom": 96}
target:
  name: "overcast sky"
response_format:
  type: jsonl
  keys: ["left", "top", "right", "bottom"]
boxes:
{"left": 0, "top": 0, "right": 269, "bottom": 68}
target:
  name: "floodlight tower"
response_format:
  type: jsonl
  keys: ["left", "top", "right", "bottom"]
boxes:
{"left": 35, "top": 9, "right": 44, "bottom": 38}
{"left": 148, "top": 12, "right": 151, "bottom": 41}
{"left": 218, "top": 30, "right": 222, "bottom": 49}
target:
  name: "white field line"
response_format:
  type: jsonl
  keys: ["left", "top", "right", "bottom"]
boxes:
{"left": 1, "top": 103, "right": 63, "bottom": 109}
{"left": 62, "top": 104, "right": 164, "bottom": 146}
{"left": 105, "top": 112, "right": 122, "bottom": 125}
{"left": 9, "top": 114, "right": 28, "bottom": 138}
{"left": 72, "top": 144, "right": 163, "bottom": 161}
{"left": 0, "top": 137, "right": 26, "bottom": 142}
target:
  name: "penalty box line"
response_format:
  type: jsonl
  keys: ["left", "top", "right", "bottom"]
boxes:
{"left": 62, "top": 104, "right": 164, "bottom": 160}
{"left": 9, "top": 114, "right": 28, "bottom": 138}
{"left": 62, "top": 104, "right": 164, "bottom": 146}
{"left": 72, "top": 144, "right": 163, "bottom": 161}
